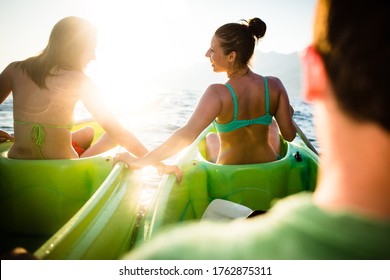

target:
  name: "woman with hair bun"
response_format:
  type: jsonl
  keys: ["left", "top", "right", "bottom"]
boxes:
{"left": 115, "top": 18, "right": 296, "bottom": 174}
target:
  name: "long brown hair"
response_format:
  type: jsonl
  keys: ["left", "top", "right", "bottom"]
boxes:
{"left": 17, "top": 16, "right": 97, "bottom": 89}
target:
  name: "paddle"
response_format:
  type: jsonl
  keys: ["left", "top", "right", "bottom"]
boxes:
{"left": 201, "top": 199, "right": 253, "bottom": 221}
{"left": 292, "top": 119, "right": 319, "bottom": 155}
{"left": 201, "top": 199, "right": 267, "bottom": 221}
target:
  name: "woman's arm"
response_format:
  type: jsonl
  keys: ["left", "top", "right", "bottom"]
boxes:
{"left": 0, "top": 64, "right": 15, "bottom": 144}
{"left": 271, "top": 77, "right": 296, "bottom": 141}
{"left": 0, "top": 63, "right": 14, "bottom": 104}
{"left": 81, "top": 78, "right": 149, "bottom": 157}
{"left": 119, "top": 84, "right": 223, "bottom": 168}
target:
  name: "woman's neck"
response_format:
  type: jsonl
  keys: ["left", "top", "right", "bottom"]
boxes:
{"left": 227, "top": 67, "right": 250, "bottom": 79}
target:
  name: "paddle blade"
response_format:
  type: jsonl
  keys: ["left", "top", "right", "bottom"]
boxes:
{"left": 201, "top": 199, "right": 253, "bottom": 221}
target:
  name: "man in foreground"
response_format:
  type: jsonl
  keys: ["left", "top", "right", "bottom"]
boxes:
{"left": 124, "top": 0, "right": 390, "bottom": 259}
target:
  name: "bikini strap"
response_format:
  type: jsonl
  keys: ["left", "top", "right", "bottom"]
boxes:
{"left": 14, "top": 122, "right": 46, "bottom": 159}
{"left": 14, "top": 120, "right": 73, "bottom": 159}
{"left": 225, "top": 83, "right": 238, "bottom": 120}
{"left": 263, "top": 77, "right": 270, "bottom": 114}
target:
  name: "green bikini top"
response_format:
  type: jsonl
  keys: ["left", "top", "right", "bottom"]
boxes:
{"left": 14, "top": 120, "right": 73, "bottom": 159}
{"left": 213, "top": 77, "right": 272, "bottom": 133}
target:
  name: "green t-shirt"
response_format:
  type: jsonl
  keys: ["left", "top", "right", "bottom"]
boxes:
{"left": 125, "top": 193, "right": 390, "bottom": 260}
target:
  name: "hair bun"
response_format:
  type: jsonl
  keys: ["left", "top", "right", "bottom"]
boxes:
{"left": 248, "top": 17, "right": 266, "bottom": 39}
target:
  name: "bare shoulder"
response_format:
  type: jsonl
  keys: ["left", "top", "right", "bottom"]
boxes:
{"left": 77, "top": 73, "right": 99, "bottom": 97}
{"left": 251, "top": 73, "right": 283, "bottom": 90}
{"left": 1, "top": 61, "right": 19, "bottom": 74}
{"left": 61, "top": 69, "right": 89, "bottom": 81}
{"left": 205, "top": 83, "right": 227, "bottom": 92}
{"left": 264, "top": 76, "right": 287, "bottom": 93}
{"left": 202, "top": 83, "right": 228, "bottom": 98}
{"left": 196, "top": 84, "right": 228, "bottom": 107}
{"left": 7, "top": 61, "right": 20, "bottom": 69}
{"left": 61, "top": 70, "right": 96, "bottom": 89}
{"left": 0, "top": 62, "right": 22, "bottom": 85}
{"left": 264, "top": 75, "right": 283, "bottom": 86}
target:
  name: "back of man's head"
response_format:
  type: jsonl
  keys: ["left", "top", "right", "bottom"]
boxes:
{"left": 313, "top": 0, "right": 389, "bottom": 132}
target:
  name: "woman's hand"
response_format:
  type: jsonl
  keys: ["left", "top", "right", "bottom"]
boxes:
{"left": 114, "top": 152, "right": 183, "bottom": 183}
{"left": 156, "top": 163, "right": 183, "bottom": 184}
{"left": 113, "top": 152, "right": 143, "bottom": 169}
{"left": 0, "top": 130, "right": 14, "bottom": 143}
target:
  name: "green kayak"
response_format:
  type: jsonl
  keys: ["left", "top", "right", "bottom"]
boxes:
{"left": 135, "top": 124, "right": 319, "bottom": 245}
{"left": 0, "top": 120, "right": 143, "bottom": 259}
{"left": 34, "top": 162, "right": 143, "bottom": 260}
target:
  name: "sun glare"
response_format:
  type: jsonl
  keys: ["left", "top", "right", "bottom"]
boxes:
{"left": 83, "top": 0, "right": 196, "bottom": 110}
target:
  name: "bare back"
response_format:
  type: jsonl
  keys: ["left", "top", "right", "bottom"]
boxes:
{"left": 7, "top": 63, "right": 86, "bottom": 159}
{"left": 214, "top": 72, "right": 294, "bottom": 164}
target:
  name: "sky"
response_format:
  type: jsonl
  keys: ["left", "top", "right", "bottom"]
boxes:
{"left": 0, "top": 0, "right": 317, "bottom": 97}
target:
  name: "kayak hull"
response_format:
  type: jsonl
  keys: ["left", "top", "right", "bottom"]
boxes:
{"left": 0, "top": 120, "right": 143, "bottom": 259}
{"left": 34, "top": 163, "right": 143, "bottom": 260}
{"left": 136, "top": 125, "right": 319, "bottom": 244}
{"left": 0, "top": 121, "right": 112, "bottom": 237}
{"left": 0, "top": 154, "right": 113, "bottom": 236}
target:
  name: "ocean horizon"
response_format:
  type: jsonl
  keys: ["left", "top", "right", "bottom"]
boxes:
{"left": 1, "top": 51, "right": 316, "bottom": 149}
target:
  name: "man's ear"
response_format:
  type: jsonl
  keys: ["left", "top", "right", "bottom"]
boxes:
{"left": 301, "top": 45, "right": 329, "bottom": 102}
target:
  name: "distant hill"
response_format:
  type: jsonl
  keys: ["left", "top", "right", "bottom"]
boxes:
{"left": 155, "top": 51, "right": 302, "bottom": 98}
{"left": 252, "top": 51, "right": 302, "bottom": 98}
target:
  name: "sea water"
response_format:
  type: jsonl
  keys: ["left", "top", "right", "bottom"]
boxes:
{"left": 0, "top": 88, "right": 318, "bottom": 196}
{"left": 0, "top": 88, "right": 318, "bottom": 151}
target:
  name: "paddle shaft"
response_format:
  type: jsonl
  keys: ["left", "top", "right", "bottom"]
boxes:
{"left": 293, "top": 120, "right": 319, "bottom": 155}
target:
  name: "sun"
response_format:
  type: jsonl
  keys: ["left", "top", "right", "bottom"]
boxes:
{"left": 82, "top": 0, "right": 194, "bottom": 108}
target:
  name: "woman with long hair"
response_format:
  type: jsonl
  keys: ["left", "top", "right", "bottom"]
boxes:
{"left": 0, "top": 17, "right": 150, "bottom": 160}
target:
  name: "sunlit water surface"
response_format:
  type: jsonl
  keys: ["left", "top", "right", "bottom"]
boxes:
{"left": 0, "top": 88, "right": 317, "bottom": 192}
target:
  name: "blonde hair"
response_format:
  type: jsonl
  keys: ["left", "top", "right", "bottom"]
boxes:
{"left": 18, "top": 16, "right": 97, "bottom": 88}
